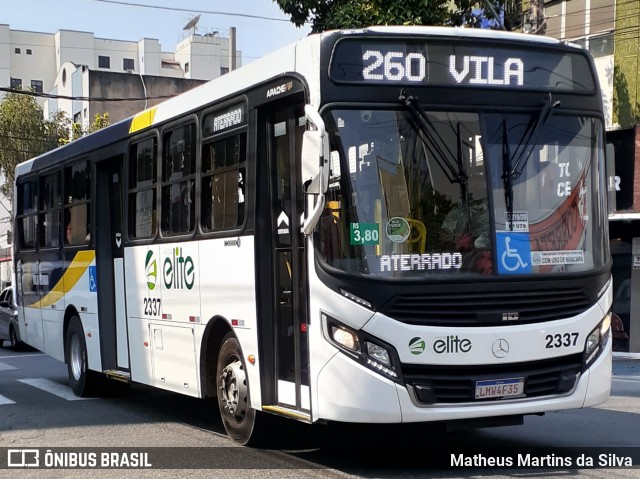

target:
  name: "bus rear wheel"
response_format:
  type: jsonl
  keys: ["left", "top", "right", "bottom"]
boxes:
{"left": 216, "top": 333, "right": 260, "bottom": 445}
{"left": 66, "top": 316, "right": 100, "bottom": 397}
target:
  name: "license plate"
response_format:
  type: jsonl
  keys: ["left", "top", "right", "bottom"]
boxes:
{"left": 475, "top": 377, "right": 524, "bottom": 399}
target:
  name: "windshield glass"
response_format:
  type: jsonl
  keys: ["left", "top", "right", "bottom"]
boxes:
{"left": 316, "top": 108, "right": 607, "bottom": 278}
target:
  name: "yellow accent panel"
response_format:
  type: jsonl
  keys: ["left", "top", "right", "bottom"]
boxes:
{"left": 129, "top": 107, "right": 158, "bottom": 134}
{"left": 261, "top": 405, "right": 311, "bottom": 422}
{"left": 32, "top": 251, "right": 95, "bottom": 309}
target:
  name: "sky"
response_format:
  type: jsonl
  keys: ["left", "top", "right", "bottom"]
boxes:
{"left": 2, "top": 0, "right": 311, "bottom": 63}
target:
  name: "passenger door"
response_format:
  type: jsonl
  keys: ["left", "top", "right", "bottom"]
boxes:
{"left": 95, "top": 155, "right": 129, "bottom": 371}
{"left": 256, "top": 99, "right": 311, "bottom": 418}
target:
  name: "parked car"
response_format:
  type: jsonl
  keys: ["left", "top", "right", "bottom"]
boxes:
{"left": 0, "top": 286, "right": 22, "bottom": 350}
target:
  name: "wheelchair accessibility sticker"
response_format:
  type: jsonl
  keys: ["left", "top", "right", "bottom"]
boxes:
{"left": 89, "top": 266, "right": 98, "bottom": 292}
{"left": 496, "top": 232, "right": 531, "bottom": 274}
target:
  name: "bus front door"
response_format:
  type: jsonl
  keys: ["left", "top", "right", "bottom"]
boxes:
{"left": 258, "top": 102, "right": 311, "bottom": 419}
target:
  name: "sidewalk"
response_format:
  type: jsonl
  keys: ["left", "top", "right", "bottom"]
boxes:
{"left": 613, "top": 352, "right": 640, "bottom": 360}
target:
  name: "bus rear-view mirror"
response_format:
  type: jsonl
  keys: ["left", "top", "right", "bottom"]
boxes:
{"left": 302, "top": 130, "right": 323, "bottom": 194}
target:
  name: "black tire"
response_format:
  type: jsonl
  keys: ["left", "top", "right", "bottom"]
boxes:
{"left": 9, "top": 325, "right": 21, "bottom": 351}
{"left": 216, "top": 333, "right": 263, "bottom": 445}
{"left": 66, "top": 316, "right": 100, "bottom": 397}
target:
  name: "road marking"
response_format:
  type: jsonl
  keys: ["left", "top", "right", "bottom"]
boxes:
{"left": 0, "top": 353, "right": 44, "bottom": 360}
{"left": 0, "top": 361, "right": 16, "bottom": 371}
{"left": 0, "top": 394, "right": 16, "bottom": 405}
{"left": 18, "top": 378, "right": 95, "bottom": 401}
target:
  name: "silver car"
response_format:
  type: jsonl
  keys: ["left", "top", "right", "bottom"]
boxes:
{"left": 0, "top": 287, "right": 22, "bottom": 350}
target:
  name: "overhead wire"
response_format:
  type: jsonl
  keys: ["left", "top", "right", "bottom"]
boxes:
{"left": 3, "top": 0, "right": 308, "bottom": 61}
{"left": 0, "top": 86, "right": 176, "bottom": 102}
{"left": 90, "top": 0, "right": 296, "bottom": 23}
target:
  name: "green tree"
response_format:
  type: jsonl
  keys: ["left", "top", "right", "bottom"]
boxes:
{"left": 0, "top": 92, "right": 64, "bottom": 201}
{"left": 0, "top": 92, "right": 110, "bottom": 204}
{"left": 86, "top": 112, "right": 110, "bottom": 134}
{"left": 275, "top": 0, "right": 506, "bottom": 33}
{"left": 66, "top": 112, "right": 110, "bottom": 143}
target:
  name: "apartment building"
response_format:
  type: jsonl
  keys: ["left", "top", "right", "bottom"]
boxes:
{"left": 0, "top": 25, "right": 241, "bottom": 123}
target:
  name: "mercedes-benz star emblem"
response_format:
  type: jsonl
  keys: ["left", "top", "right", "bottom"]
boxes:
{"left": 492, "top": 338, "right": 509, "bottom": 358}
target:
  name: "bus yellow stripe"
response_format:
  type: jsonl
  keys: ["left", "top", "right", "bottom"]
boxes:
{"left": 261, "top": 405, "right": 311, "bottom": 422}
{"left": 32, "top": 251, "right": 95, "bottom": 308}
{"left": 129, "top": 106, "right": 157, "bottom": 134}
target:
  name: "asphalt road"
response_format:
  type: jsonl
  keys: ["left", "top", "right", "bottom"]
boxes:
{"left": 1, "top": 346, "right": 639, "bottom": 478}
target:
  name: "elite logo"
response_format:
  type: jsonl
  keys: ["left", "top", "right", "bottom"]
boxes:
{"left": 145, "top": 250, "right": 157, "bottom": 290}
{"left": 163, "top": 247, "right": 195, "bottom": 290}
{"left": 409, "top": 337, "right": 426, "bottom": 355}
{"left": 145, "top": 248, "right": 195, "bottom": 291}
{"left": 433, "top": 335, "right": 472, "bottom": 354}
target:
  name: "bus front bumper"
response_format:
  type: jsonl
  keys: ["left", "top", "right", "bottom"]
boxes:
{"left": 316, "top": 338, "right": 611, "bottom": 424}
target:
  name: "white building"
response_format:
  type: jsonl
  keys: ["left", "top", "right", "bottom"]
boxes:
{"left": 542, "top": 0, "right": 615, "bottom": 129}
{"left": 1, "top": 25, "right": 241, "bottom": 123}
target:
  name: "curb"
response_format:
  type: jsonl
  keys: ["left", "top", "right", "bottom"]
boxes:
{"left": 612, "top": 352, "right": 640, "bottom": 360}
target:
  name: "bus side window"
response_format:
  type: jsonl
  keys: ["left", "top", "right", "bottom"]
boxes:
{"left": 201, "top": 132, "right": 246, "bottom": 232}
{"left": 129, "top": 137, "right": 157, "bottom": 239}
{"left": 39, "top": 170, "right": 61, "bottom": 248}
{"left": 161, "top": 124, "right": 196, "bottom": 236}
{"left": 64, "top": 161, "right": 91, "bottom": 246}
{"left": 17, "top": 179, "right": 38, "bottom": 250}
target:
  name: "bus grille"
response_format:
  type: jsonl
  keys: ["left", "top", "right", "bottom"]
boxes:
{"left": 380, "top": 288, "right": 592, "bottom": 326}
{"left": 402, "top": 354, "right": 583, "bottom": 405}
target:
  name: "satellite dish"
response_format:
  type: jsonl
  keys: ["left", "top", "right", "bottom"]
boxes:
{"left": 183, "top": 14, "right": 201, "bottom": 32}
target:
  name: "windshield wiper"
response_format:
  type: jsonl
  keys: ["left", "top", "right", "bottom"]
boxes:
{"left": 399, "top": 89, "right": 468, "bottom": 186}
{"left": 502, "top": 94, "right": 560, "bottom": 230}
{"left": 510, "top": 93, "right": 560, "bottom": 178}
{"left": 502, "top": 119, "right": 515, "bottom": 231}
{"left": 399, "top": 89, "right": 473, "bottom": 231}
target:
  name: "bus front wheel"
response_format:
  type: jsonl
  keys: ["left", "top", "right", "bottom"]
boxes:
{"left": 216, "top": 333, "right": 259, "bottom": 445}
{"left": 66, "top": 316, "right": 99, "bottom": 397}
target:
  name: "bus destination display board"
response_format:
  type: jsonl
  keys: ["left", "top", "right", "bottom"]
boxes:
{"left": 329, "top": 38, "right": 595, "bottom": 93}
{"left": 203, "top": 103, "right": 247, "bottom": 137}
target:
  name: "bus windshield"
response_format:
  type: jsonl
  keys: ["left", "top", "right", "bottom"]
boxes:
{"left": 317, "top": 107, "right": 608, "bottom": 278}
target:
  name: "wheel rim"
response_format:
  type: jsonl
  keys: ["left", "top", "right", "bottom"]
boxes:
{"left": 219, "top": 359, "right": 248, "bottom": 423}
{"left": 10, "top": 328, "right": 17, "bottom": 348}
{"left": 70, "top": 334, "right": 83, "bottom": 381}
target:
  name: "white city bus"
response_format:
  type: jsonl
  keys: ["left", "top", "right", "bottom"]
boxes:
{"left": 13, "top": 26, "right": 612, "bottom": 445}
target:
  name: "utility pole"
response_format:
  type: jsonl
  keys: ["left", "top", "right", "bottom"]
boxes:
{"left": 229, "top": 27, "right": 237, "bottom": 72}
{"left": 527, "top": 0, "right": 546, "bottom": 35}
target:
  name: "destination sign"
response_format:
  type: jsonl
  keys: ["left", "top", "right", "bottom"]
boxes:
{"left": 329, "top": 39, "right": 594, "bottom": 93}
{"left": 203, "top": 103, "right": 247, "bottom": 137}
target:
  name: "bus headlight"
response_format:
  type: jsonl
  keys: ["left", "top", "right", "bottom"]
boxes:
{"left": 584, "top": 312, "right": 611, "bottom": 367}
{"left": 322, "top": 313, "right": 401, "bottom": 382}
{"left": 330, "top": 325, "right": 360, "bottom": 353}
{"left": 366, "top": 341, "right": 390, "bottom": 366}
